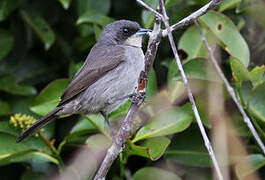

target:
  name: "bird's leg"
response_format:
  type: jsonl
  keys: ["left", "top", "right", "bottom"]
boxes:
{"left": 129, "top": 91, "right": 146, "bottom": 104}
{"left": 100, "top": 111, "right": 116, "bottom": 142}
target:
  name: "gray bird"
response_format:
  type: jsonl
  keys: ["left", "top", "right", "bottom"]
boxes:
{"left": 17, "top": 20, "right": 151, "bottom": 142}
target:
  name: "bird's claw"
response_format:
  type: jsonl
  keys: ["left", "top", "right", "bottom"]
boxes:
{"left": 129, "top": 92, "right": 145, "bottom": 104}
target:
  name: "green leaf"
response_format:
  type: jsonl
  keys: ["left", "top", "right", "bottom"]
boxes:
{"left": 199, "top": 11, "right": 250, "bottom": 67}
{"left": 166, "top": 125, "right": 212, "bottom": 167}
{"left": 126, "top": 137, "right": 170, "bottom": 160}
{"left": 69, "top": 61, "right": 84, "bottom": 79}
{"left": 86, "top": 133, "right": 112, "bottom": 150}
{"left": 230, "top": 56, "right": 250, "bottom": 82}
{"left": 21, "top": 10, "right": 56, "bottom": 50}
{"left": 93, "top": 24, "right": 102, "bottom": 40}
{"left": 30, "top": 79, "right": 69, "bottom": 116}
{"left": 0, "top": 121, "right": 58, "bottom": 165}
{"left": 0, "top": 0, "right": 18, "bottom": 21}
{"left": 178, "top": 26, "right": 216, "bottom": 61}
{"left": 141, "top": 0, "right": 159, "bottom": 28}
{"left": 218, "top": 0, "right": 241, "bottom": 12}
{"left": 78, "top": 0, "right": 110, "bottom": 16}
{"left": 21, "top": 171, "right": 45, "bottom": 180}
{"left": 58, "top": 0, "right": 71, "bottom": 9}
{"left": 246, "top": 3, "right": 265, "bottom": 28}
{"left": 109, "top": 100, "right": 130, "bottom": 121}
{"left": 85, "top": 114, "right": 110, "bottom": 138}
{"left": 0, "top": 75, "right": 37, "bottom": 96}
{"left": 146, "top": 68, "right": 158, "bottom": 99}
{"left": 0, "top": 28, "right": 14, "bottom": 60}
{"left": 133, "top": 104, "right": 193, "bottom": 142}
{"left": 0, "top": 100, "right": 10, "bottom": 115}
{"left": 70, "top": 116, "right": 97, "bottom": 134}
{"left": 235, "top": 154, "right": 265, "bottom": 179}
{"left": 77, "top": 11, "right": 114, "bottom": 26}
{"left": 174, "top": 58, "right": 222, "bottom": 83}
{"left": 244, "top": 82, "right": 265, "bottom": 122}
{"left": 250, "top": 65, "right": 265, "bottom": 86}
{"left": 133, "top": 167, "right": 181, "bottom": 180}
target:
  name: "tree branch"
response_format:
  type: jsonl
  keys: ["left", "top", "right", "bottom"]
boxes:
{"left": 162, "top": 0, "right": 222, "bottom": 37}
{"left": 159, "top": 0, "right": 223, "bottom": 179}
{"left": 94, "top": 0, "right": 225, "bottom": 179}
{"left": 136, "top": 0, "right": 163, "bottom": 19}
{"left": 94, "top": 16, "right": 162, "bottom": 180}
{"left": 194, "top": 20, "right": 265, "bottom": 155}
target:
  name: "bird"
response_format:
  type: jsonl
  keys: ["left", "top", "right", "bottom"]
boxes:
{"left": 16, "top": 20, "right": 151, "bottom": 142}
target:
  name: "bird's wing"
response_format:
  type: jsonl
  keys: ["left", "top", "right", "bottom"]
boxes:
{"left": 58, "top": 45, "right": 125, "bottom": 106}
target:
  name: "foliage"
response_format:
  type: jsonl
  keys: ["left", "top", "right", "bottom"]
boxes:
{"left": 0, "top": 0, "right": 264, "bottom": 179}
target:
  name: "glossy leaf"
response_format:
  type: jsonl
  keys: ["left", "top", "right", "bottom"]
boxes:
{"left": 85, "top": 114, "right": 110, "bottom": 138}
{"left": 93, "top": 24, "right": 102, "bottom": 40}
{"left": 146, "top": 68, "right": 158, "bottom": 99}
{"left": 21, "top": 10, "right": 56, "bottom": 50}
{"left": 133, "top": 104, "right": 193, "bottom": 142}
{"left": 230, "top": 56, "right": 250, "bottom": 82}
{"left": 218, "top": 0, "right": 241, "bottom": 12}
{"left": 199, "top": 11, "right": 250, "bottom": 67}
{"left": 250, "top": 65, "right": 265, "bottom": 86}
{"left": 178, "top": 26, "right": 216, "bottom": 61}
{"left": 77, "top": 11, "right": 114, "bottom": 26}
{"left": 126, "top": 137, "right": 170, "bottom": 160}
{"left": 0, "top": 100, "right": 10, "bottom": 115}
{"left": 0, "top": 0, "right": 18, "bottom": 21}
{"left": 58, "top": 0, "right": 71, "bottom": 9}
{"left": 86, "top": 133, "right": 112, "bottom": 150}
{"left": 0, "top": 121, "right": 57, "bottom": 165}
{"left": 78, "top": 0, "right": 110, "bottom": 16}
{"left": 235, "top": 154, "right": 265, "bottom": 179}
{"left": 133, "top": 167, "right": 181, "bottom": 180}
{"left": 244, "top": 82, "right": 265, "bottom": 122}
{"left": 141, "top": 0, "right": 159, "bottom": 28}
{"left": 246, "top": 3, "right": 265, "bottom": 28}
{"left": 30, "top": 79, "right": 69, "bottom": 116}
{"left": 174, "top": 58, "right": 222, "bottom": 83}
{"left": 166, "top": 125, "right": 212, "bottom": 167}
{"left": 0, "top": 29, "right": 14, "bottom": 60}
{"left": 0, "top": 75, "right": 37, "bottom": 96}
{"left": 108, "top": 100, "right": 130, "bottom": 121}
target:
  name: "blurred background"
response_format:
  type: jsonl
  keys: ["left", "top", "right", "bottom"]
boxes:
{"left": 0, "top": 0, "right": 265, "bottom": 179}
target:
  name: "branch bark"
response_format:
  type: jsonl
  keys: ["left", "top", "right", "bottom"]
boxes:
{"left": 194, "top": 20, "right": 265, "bottom": 155}
{"left": 162, "top": 0, "right": 222, "bottom": 36}
{"left": 159, "top": 0, "right": 223, "bottom": 179}
{"left": 94, "top": 1, "right": 225, "bottom": 179}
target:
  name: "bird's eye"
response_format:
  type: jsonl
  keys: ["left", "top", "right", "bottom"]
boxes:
{"left": 123, "top": 28, "right": 129, "bottom": 33}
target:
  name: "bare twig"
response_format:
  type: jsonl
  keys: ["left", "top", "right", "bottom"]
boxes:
{"left": 162, "top": 0, "right": 222, "bottom": 37}
{"left": 194, "top": 20, "right": 265, "bottom": 154}
{"left": 136, "top": 0, "right": 163, "bottom": 19}
{"left": 94, "top": 0, "right": 225, "bottom": 179}
{"left": 94, "top": 17, "right": 162, "bottom": 180}
{"left": 159, "top": 0, "right": 223, "bottom": 179}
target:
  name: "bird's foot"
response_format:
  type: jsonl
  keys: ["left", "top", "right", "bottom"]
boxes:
{"left": 129, "top": 92, "right": 146, "bottom": 105}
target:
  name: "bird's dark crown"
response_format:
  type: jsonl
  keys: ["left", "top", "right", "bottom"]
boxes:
{"left": 98, "top": 20, "right": 141, "bottom": 45}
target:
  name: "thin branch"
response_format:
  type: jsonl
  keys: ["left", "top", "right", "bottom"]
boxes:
{"left": 94, "top": 17, "right": 162, "bottom": 180}
{"left": 162, "top": 0, "right": 222, "bottom": 37}
{"left": 136, "top": 0, "right": 163, "bottom": 19}
{"left": 94, "top": 0, "right": 225, "bottom": 179}
{"left": 194, "top": 20, "right": 265, "bottom": 155}
{"left": 159, "top": 0, "right": 223, "bottom": 179}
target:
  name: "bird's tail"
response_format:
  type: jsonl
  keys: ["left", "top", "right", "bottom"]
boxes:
{"left": 16, "top": 107, "right": 62, "bottom": 142}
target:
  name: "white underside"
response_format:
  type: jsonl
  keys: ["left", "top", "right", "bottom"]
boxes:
{"left": 124, "top": 34, "right": 143, "bottom": 48}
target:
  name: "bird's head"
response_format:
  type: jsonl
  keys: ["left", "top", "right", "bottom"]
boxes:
{"left": 98, "top": 20, "right": 151, "bottom": 47}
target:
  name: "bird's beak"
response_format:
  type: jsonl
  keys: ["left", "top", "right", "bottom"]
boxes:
{"left": 136, "top": 28, "right": 152, "bottom": 36}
